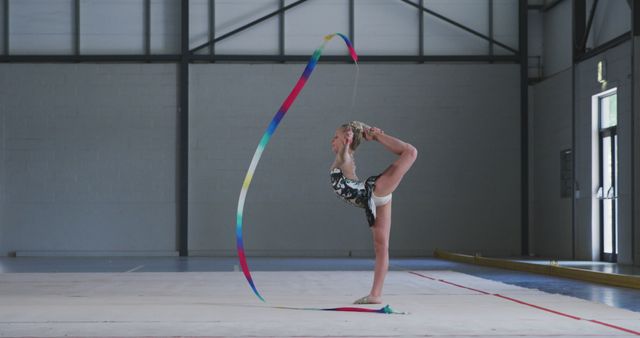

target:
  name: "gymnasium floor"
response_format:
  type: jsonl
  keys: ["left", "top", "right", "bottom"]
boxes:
{"left": 1, "top": 257, "right": 639, "bottom": 337}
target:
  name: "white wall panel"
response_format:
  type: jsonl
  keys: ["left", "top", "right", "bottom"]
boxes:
{"left": 355, "top": 0, "right": 419, "bottom": 55}
{"left": 150, "top": 0, "right": 180, "bottom": 54}
{"left": 492, "top": 0, "right": 518, "bottom": 55}
{"left": 190, "top": 0, "right": 210, "bottom": 54}
{"left": 0, "top": 0, "right": 6, "bottom": 54}
{"left": 531, "top": 69, "right": 573, "bottom": 259}
{"left": 284, "top": 0, "right": 349, "bottom": 55}
{"left": 0, "top": 0, "right": 521, "bottom": 57}
{"left": 0, "top": 64, "right": 178, "bottom": 256}
{"left": 424, "top": 0, "right": 491, "bottom": 55}
{"left": 589, "top": 0, "right": 630, "bottom": 48}
{"left": 9, "top": 0, "right": 73, "bottom": 54}
{"left": 543, "top": 0, "right": 572, "bottom": 77}
{"left": 528, "top": 10, "right": 543, "bottom": 57}
{"left": 214, "top": 0, "right": 278, "bottom": 55}
{"left": 80, "top": 0, "right": 144, "bottom": 54}
{"left": 529, "top": 10, "right": 543, "bottom": 78}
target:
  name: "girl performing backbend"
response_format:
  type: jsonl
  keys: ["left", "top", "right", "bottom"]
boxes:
{"left": 330, "top": 121, "right": 418, "bottom": 304}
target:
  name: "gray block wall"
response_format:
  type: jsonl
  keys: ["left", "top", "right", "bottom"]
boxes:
{"left": 189, "top": 63, "right": 521, "bottom": 257}
{"left": 0, "top": 64, "right": 178, "bottom": 256}
{"left": 574, "top": 41, "right": 633, "bottom": 263}
{"left": 531, "top": 69, "right": 573, "bottom": 259}
{"left": 0, "top": 62, "right": 521, "bottom": 257}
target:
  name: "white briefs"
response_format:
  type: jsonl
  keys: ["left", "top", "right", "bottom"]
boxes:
{"left": 371, "top": 192, "right": 392, "bottom": 207}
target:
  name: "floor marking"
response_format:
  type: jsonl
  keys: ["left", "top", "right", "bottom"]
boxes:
{"left": 493, "top": 294, "right": 582, "bottom": 320}
{"left": 589, "top": 319, "right": 640, "bottom": 335}
{"left": 408, "top": 271, "right": 436, "bottom": 280}
{"left": 409, "top": 271, "right": 640, "bottom": 336}
{"left": 124, "top": 265, "right": 144, "bottom": 273}
{"left": 409, "top": 271, "right": 490, "bottom": 294}
{"left": 437, "top": 279, "right": 492, "bottom": 295}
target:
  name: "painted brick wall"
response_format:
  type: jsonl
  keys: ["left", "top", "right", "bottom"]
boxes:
{"left": 0, "top": 62, "right": 521, "bottom": 257}
{"left": 531, "top": 69, "right": 573, "bottom": 259}
{"left": 0, "top": 64, "right": 178, "bottom": 256}
{"left": 189, "top": 63, "right": 521, "bottom": 257}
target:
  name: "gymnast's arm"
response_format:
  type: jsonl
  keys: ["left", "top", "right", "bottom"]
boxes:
{"left": 330, "top": 130, "right": 354, "bottom": 170}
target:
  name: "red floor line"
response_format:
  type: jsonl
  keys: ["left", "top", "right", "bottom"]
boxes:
{"left": 409, "top": 271, "right": 490, "bottom": 294}
{"left": 493, "top": 294, "right": 582, "bottom": 320}
{"left": 589, "top": 319, "right": 640, "bottom": 335}
{"left": 438, "top": 279, "right": 491, "bottom": 295}
{"left": 408, "top": 271, "right": 640, "bottom": 336}
{"left": 408, "top": 271, "right": 436, "bottom": 280}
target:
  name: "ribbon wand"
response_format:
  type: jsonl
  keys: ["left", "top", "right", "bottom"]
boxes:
{"left": 236, "top": 33, "right": 358, "bottom": 302}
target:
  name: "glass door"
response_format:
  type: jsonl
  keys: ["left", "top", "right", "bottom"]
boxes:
{"left": 597, "top": 92, "right": 618, "bottom": 262}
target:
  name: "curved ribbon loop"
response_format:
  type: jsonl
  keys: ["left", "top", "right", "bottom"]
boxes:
{"left": 236, "top": 33, "right": 358, "bottom": 302}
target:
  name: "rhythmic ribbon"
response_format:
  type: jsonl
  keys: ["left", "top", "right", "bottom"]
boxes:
{"left": 275, "top": 305, "right": 408, "bottom": 315}
{"left": 235, "top": 33, "right": 405, "bottom": 315}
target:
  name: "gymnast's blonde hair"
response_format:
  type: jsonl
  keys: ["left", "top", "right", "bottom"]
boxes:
{"left": 341, "top": 121, "right": 371, "bottom": 152}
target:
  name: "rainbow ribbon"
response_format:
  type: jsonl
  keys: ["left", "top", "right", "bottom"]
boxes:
{"left": 275, "top": 305, "right": 408, "bottom": 315}
{"left": 236, "top": 33, "right": 358, "bottom": 303}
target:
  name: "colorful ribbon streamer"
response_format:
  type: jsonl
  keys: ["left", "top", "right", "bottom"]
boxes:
{"left": 275, "top": 305, "right": 409, "bottom": 315}
{"left": 234, "top": 34, "right": 407, "bottom": 315}
{"left": 236, "top": 33, "right": 357, "bottom": 303}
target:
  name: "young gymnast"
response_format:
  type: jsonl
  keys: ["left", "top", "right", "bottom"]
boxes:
{"left": 330, "top": 121, "right": 418, "bottom": 304}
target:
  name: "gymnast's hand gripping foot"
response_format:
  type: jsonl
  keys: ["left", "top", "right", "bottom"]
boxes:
{"left": 329, "top": 121, "right": 418, "bottom": 305}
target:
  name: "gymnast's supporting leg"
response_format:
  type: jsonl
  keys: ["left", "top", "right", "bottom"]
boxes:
{"left": 368, "top": 202, "right": 392, "bottom": 303}
{"left": 356, "top": 129, "right": 417, "bottom": 304}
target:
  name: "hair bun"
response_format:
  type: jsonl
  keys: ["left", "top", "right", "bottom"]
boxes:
{"left": 349, "top": 121, "right": 366, "bottom": 133}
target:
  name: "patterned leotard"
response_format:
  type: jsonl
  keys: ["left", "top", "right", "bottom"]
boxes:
{"left": 330, "top": 168, "right": 379, "bottom": 227}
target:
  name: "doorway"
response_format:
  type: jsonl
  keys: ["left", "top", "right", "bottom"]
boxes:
{"left": 595, "top": 90, "right": 618, "bottom": 262}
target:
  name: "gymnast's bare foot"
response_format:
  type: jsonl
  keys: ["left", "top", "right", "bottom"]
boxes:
{"left": 353, "top": 295, "right": 382, "bottom": 304}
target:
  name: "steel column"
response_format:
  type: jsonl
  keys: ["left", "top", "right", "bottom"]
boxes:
{"left": 632, "top": 0, "right": 639, "bottom": 264}
{"left": 519, "top": 0, "right": 529, "bottom": 255}
{"left": 570, "top": 0, "right": 583, "bottom": 259}
{"left": 178, "top": 0, "right": 189, "bottom": 257}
